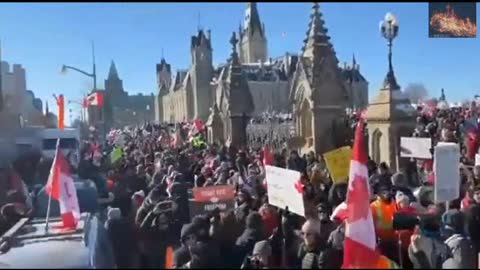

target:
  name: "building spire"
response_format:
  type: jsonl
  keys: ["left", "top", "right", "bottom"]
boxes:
{"left": 108, "top": 60, "right": 119, "bottom": 79}
{"left": 302, "top": 3, "right": 333, "bottom": 59}
{"left": 244, "top": 2, "right": 264, "bottom": 37}
{"left": 230, "top": 32, "right": 239, "bottom": 65}
{"left": 352, "top": 53, "right": 357, "bottom": 69}
{"left": 440, "top": 88, "right": 446, "bottom": 101}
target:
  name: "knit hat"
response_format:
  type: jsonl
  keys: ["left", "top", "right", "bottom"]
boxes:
{"left": 180, "top": 223, "right": 197, "bottom": 242}
{"left": 252, "top": 240, "right": 272, "bottom": 257}
{"left": 107, "top": 207, "right": 122, "bottom": 220}
{"left": 442, "top": 209, "right": 464, "bottom": 232}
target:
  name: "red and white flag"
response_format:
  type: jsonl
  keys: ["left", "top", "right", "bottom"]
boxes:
{"left": 262, "top": 144, "right": 274, "bottom": 166}
{"left": 343, "top": 118, "right": 381, "bottom": 268}
{"left": 45, "top": 140, "right": 80, "bottom": 229}
{"left": 85, "top": 92, "right": 104, "bottom": 107}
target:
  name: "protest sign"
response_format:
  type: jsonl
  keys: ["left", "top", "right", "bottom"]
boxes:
{"left": 400, "top": 137, "right": 432, "bottom": 159}
{"left": 434, "top": 142, "right": 460, "bottom": 204}
{"left": 265, "top": 165, "right": 305, "bottom": 216}
{"left": 323, "top": 146, "right": 352, "bottom": 184}
{"left": 189, "top": 185, "right": 235, "bottom": 218}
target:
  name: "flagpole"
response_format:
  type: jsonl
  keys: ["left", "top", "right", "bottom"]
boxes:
{"left": 45, "top": 138, "right": 60, "bottom": 233}
{"left": 45, "top": 189, "right": 53, "bottom": 233}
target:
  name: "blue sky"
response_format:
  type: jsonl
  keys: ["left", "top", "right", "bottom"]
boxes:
{"left": 0, "top": 2, "right": 479, "bottom": 121}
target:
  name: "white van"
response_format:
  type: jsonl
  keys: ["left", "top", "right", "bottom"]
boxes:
{"left": 40, "top": 128, "right": 81, "bottom": 167}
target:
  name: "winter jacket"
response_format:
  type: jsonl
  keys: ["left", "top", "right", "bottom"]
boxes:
{"left": 444, "top": 233, "right": 477, "bottom": 268}
{"left": 408, "top": 236, "right": 451, "bottom": 269}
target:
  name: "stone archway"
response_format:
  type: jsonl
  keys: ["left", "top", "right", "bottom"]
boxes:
{"left": 372, "top": 128, "right": 382, "bottom": 164}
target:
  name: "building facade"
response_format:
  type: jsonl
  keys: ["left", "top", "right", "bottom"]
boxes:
{"left": 89, "top": 61, "right": 155, "bottom": 130}
{"left": 155, "top": 2, "right": 369, "bottom": 124}
{"left": 0, "top": 61, "right": 45, "bottom": 126}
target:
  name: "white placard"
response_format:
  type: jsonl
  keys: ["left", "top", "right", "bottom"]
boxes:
{"left": 434, "top": 142, "right": 460, "bottom": 204}
{"left": 265, "top": 165, "right": 305, "bottom": 217}
{"left": 476, "top": 154, "right": 480, "bottom": 166}
{"left": 400, "top": 137, "right": 432, "bottom": 159}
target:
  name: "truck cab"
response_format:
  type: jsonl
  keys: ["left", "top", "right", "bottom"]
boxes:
{"left": 0, "top": 177, "right": 115, "bottom": 269}
{"left": 0, "top": 214, "right": 115, "bottom": 269}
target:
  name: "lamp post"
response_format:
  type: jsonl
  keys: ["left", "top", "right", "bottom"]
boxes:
{"left": 61, "top": 42, "right": 107, "bottom": 142}
{"left": 380, "top": 12, "right": 400, "bottom": 89}
{"left": 61, "top": 42, "right": 97, "bottom": 91}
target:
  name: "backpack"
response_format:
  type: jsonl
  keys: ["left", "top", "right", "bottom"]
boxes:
{"left": 444, "top": 234, "right": 477, "bottom": 268}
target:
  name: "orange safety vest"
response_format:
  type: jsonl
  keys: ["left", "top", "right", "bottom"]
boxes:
{"left": 370, "top": 199, "right": 397, "bottom": 242}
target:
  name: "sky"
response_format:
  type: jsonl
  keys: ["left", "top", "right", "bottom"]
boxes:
{"left": 0, "top": 2, "right": 479, "bottom": 122}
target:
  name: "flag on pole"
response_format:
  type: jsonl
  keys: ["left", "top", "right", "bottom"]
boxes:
{"left": 85, "top": 92, "right": 104, "bottom": 107}
{"left": 343, "top": 117, "right": 382, "bottom": 268}
{"left": 45, "top": 139, "right": 80, "bottom": 229}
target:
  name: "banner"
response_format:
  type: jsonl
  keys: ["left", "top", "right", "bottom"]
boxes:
{"left": 400, "top": 137, "right": 432, "bottom": 159}
{"left": 323, "top": 146, "right": 352, "bottom": 184}
{"left": 265, "top": 165, "right": 304, "bottom": 216}
{"left": 434, "top": 142, "right": 460, "bottom": 203}
{"left": 189, "top": 185, "right": 235, "bottom": 218}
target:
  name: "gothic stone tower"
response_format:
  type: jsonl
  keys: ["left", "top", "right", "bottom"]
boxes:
{"left": 290, "top": 3, "right": 349, "bottom": 155}
{"left": 155, "top": 58, "right": 172, "bottom": 123}
{"left": 216, "top": 32, "right": 255, "bottom": 148}
{"left": 238, "top": 2, "right": 268, "bottom": 64}
{"left": 190, "top": 29, "right": 214, "bottom": 121}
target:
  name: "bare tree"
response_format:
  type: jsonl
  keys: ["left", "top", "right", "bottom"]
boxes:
{"left": 403, "top": 83, "right": 429, "bottom": 103}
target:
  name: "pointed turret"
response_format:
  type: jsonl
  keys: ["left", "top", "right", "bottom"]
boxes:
{"left": 244, "top": 3, "right": 264, "bottom": 37}
{"left": 302, "top": 3, "right": 334, "bottom": 60}
{"left": 239, "top": 3, "right": 268, "bottom": 63}
{"left": 108, "top": 60, "right": 119, "bottom": 79}
{"left": 352, "top": 53, "right": 357, "bottom": 69}
{"left": 439, "top": 88, "right": 446, "bottom": 101}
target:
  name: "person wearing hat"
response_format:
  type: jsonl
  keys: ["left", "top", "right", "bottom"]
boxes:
{"left": 441, "top": 209, "right": 477, "bottom": 268}
{"left": 370, "top": 181, "right": 398, "bottom": 259}
{"left": 408, "top": 214, "right": 451, "bottom": 269}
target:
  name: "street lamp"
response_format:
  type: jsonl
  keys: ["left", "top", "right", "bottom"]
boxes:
{"left": 380, "top": 12, "right": 399, "bottom": 89}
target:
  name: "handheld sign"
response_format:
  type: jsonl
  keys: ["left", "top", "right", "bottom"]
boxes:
{"left": 434, "top": 142, "right": 460, "bottom": 204}
{"left": 323, "top": 146, "right": 352, "bottom": 184}
{"left": 265, "top": 165, "right": 305, "bottom": 217}
{"left": 400, "top": 137, "right": 432, "bottom": 159}
{"left": 189, "top": 185, "right": 235, "bottom": 218}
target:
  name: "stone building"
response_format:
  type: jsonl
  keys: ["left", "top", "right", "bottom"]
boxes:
{"left": 365, "top": 56, "right": 416, "bottom": 172}
{"left": 290, "top": 3, "right": 350, "bottom": 155}
{"left": 88, "top": 61, "right": 155, "bottom": 131}
{"left": 155, "top": 3, "right": 368, "bottom": 125}
{"left": 211, "top": 33, "right": 255, "bottom": 148}
{"left": 0, "top": 61, "right": 45, "bottom": 126}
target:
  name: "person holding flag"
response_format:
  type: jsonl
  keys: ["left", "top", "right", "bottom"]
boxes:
{"left": 45, "top": 139, "right": 81, "bottom": 230}
{"left": 343, "top": 117, "right": 399, "bottom": 269}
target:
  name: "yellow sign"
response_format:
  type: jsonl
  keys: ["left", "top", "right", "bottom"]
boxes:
{"left": 323, "top": 146, "right": 352, "bottom": 184}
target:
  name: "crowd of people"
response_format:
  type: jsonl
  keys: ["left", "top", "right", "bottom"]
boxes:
{"left": 2, "top": 101, "right": 480, "bottom": 269}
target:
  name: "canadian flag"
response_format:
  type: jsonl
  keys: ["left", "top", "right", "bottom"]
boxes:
{"left": 45, "top": 139, "right": 80, "bottom": 229}
{"left": 262, "top": 144, "right": 274, "bottom": 166}
{"left": 343, "top": 117, "right": 382, "bottom": 268}
{"left": 85, "top": 92, "right": 104, "bottom": 107}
